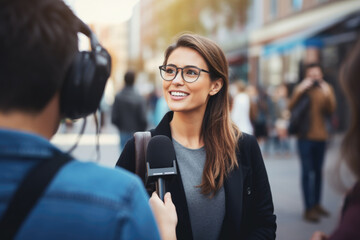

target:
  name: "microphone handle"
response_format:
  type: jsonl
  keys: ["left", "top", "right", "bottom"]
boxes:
{"left": 156, "top": 177, "right": 166, "bottom": 201}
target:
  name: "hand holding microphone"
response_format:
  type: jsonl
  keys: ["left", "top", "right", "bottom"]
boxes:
{"left": 149, "top": 192, "right": 177, "bottom": 240}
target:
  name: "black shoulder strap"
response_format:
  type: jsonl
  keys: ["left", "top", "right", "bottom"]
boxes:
{"left": 0, "top": 152, "right": 72, "bottom": 240}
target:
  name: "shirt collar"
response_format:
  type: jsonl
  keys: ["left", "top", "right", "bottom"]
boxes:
{"left": 0, "top": 128, "right": 61, "bottom": 159}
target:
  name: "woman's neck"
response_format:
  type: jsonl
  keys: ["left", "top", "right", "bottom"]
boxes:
{"left": 170, "top": 111, "right": 204, "bottom": 149}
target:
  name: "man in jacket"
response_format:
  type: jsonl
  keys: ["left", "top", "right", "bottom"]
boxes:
{"left": 111, "top": 70, "right": 148, "bottom": 152}
{"left": 288, "top": 63, "right": 336, "bottom": 223}
{"left": 0, "top": 0, "right": 176, "bottom": 239}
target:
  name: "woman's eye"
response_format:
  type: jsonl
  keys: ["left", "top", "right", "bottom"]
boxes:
{"left": 165, "top": 68, "right": 175, "bottom": 74}
{"left": 186, "top": 69, "right": 199, "bottom": 76}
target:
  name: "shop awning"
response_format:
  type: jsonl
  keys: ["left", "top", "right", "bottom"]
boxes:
{"left": 249, "top": 1, "right": 360, "bottom": 57}
{"left": 263, "top": 10, "right": 360, "bottom": 56}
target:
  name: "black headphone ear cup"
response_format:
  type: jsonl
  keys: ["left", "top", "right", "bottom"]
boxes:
{"left": 60, "top": 47, "right": 111, "bottom": 119}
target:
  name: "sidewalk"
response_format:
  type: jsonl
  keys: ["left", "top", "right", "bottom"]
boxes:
{"left": 51, "top": 114, "right": 121, "bottom": 166}
{"left": 265, "top": 134, "right": 352, "bottom": 240}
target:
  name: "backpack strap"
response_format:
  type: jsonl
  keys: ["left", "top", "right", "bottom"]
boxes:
{"left": 134, "top": 131, "right": 152, "bottom": 185}
{"left": 0, "top": 152, "right": 72, "bottom": 240}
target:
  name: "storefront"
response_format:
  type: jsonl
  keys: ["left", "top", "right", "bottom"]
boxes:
{"left": 248, "top": 1, "right": 360, "bottom": 132}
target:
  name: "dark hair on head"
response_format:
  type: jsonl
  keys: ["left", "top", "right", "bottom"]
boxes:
{"left": 304, "top": 62, "right": 323, "bottom": 74}
{"left": 0, "top": 0, "right": 80, "bottom": 113}
{"left": 124, "top": 70, "right": 136, "bottom": 86}
{"left": 338, "top": 39, "right": 360, "bottom": 181}
{"left": 163, "top": 33, "right": 240, "bottom": 197}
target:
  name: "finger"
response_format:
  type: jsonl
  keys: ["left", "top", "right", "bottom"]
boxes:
{"left": 149, "top": 191, "right": 161, "bottom": 205}
{"left": 164, "top": 192, "right": 176, "bottom": 211}
{"left": 164, "top": 192, "right": 172, "bottom": 203}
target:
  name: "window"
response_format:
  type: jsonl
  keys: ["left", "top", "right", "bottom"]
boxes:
{"left": 270, "top": 0, "right": 277, "bottom": 19}
{"left": 292, "top": 0, "right": 302, "bottom": 11}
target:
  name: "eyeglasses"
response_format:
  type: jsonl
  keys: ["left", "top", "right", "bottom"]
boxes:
{"left": 159, "top": 65, "right": 210, "bottom": 83}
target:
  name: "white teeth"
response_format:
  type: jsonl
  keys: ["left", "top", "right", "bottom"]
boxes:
{"left": 171, "top": 91, "right": 188, "bottom": 97}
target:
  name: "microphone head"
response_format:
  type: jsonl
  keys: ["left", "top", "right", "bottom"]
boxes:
{"left": 146, "top": 135, "right": 176, "bottom": 169}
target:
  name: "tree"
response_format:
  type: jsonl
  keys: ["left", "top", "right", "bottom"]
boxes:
{"left": 145, "top": 0, "right": 251, "bottom": 50}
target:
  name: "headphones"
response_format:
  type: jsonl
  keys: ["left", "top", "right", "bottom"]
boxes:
{"left": 60, "top": 20, "right": 111, "bottom": 120}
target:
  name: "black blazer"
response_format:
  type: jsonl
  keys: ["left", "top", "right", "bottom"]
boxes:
{"left": 116, "top": 112, "right": 276, "bottom": 240}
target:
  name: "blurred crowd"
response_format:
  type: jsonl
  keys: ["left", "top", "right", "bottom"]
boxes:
{"left": 229, "top": 80, "right": 294, "bottom": 158}
{"left": 100, "top": 77, "right": 297, "bottom": 158}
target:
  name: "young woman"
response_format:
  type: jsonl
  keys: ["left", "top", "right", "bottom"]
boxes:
{"left": 117, "top": 33, "right": 276, "bottom": 240}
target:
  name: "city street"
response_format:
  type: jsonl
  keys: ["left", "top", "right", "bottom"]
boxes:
{"left": 51, "top": 115, "right": 353, "bottom": 240}
{"left": 4, "top": 0, "right": 359, "bottom": 239}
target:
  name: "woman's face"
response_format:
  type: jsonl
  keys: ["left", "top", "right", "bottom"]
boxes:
{"left": 162, "top": 47, "right": 222, "bottom": 114}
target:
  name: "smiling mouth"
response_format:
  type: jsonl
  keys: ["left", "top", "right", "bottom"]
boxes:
{"left": 170, "top": 91, "right": 189, "bottom": 97}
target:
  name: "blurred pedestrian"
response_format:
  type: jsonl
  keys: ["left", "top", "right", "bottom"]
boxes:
{"left": 310, "top": 38, "right": 360, "bottom": 240}
{"left": 98, "top": 82, "right": 114, "bottom": 129}
{"left": 273, "top": 83, "right": 291, "bottom": 156}
{"left": 288, "top": 63, "right": 336, "bottom": 222}
{"left": 230, "top": 80, "right": 254, "bottom": 134}
{"left": 248, "top": 85, "right": 271, "bottom": 153}
{"left": 117, "top": 33, "right": 276, "bottom": 239}
{"left": 153, "top": 94, "right": 170, "bottom": 126}
{"left": 111, "top": 70, "right": 147, "bottom": 152}
{"left": 146, "top": 88, "right": 159, "bottom": 128}
{"left": 0, "top": 0, "right": 176, "bottom": 239}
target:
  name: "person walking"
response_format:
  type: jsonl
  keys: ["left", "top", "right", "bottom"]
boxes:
{"left": 117, "top": 33, "right": 276, "bottom": 240}
{"left": 111, "top": 70, "right": 147, "bottom": 152}
{"left": 273, "top": 83, "right": 291, "bottom": 156}
{"left": 0, "top": 1, "right": 176, "bottom": 239}
{"left": 288, "top": 63, "right": 336, "bottom": 222}
{"left": 230, "top": 80, "right": 254, "bottom": 135}
{"left": 248, "top": 85, "right": 271, "bottom": 153}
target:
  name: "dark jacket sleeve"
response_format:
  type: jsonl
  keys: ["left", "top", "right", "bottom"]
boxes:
{"left": 243, "top": 135, "right": 277, "bottom": 239}
{"left": 116, "top": 137, "right": 136, "bottom": 173}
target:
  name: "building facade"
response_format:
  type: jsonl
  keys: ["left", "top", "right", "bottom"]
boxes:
{"left": 132, "top": 0, "right": 360, "bottom": 132}
{"left": 247, "top": 0, "right": 360, "bottom": 131}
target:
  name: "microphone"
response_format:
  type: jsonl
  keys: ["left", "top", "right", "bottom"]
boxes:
{"left": 146, "top": 135, "right": 177, "bottom": 201}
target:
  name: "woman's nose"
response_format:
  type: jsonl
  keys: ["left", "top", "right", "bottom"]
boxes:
{"left": 171, "top": 69, "right": 185, "bottom": 85}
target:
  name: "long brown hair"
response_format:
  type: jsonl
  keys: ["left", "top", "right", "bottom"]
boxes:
{"left": 163, "top": 33, "right": 241, "bottom": 196}
{"left": 339, "top": 39, "right": 360, "bottom": 182}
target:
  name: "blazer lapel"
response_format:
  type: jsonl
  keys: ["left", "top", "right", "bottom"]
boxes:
{"left": 221, "top": 140, "right": 249, "bottom": 239}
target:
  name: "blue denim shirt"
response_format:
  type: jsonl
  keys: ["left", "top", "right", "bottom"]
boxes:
{"left": 0, "top": 129, "right": 160, "bottom": 240}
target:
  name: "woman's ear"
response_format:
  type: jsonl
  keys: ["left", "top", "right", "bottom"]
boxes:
{"left": 209, "top": 78, "right": 224, "bottom": 96}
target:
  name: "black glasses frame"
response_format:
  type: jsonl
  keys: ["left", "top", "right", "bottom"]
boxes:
{"left": 159, "top": 65, "right": 210, "bottom": 83}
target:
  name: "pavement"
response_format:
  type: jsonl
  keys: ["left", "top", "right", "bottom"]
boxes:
{"left": 51, "top": 115, "right": 354, "bottom": 240}
{"left": 263, "top": 135, "right": 351, "bottom": 240}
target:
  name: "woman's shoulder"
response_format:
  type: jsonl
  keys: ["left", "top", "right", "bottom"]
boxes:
{"left": 237, "top": 132, "right": 258, "bottom": 147}
{"left": 236, "top": 133, "right": 263, "bottom": 167}
{"left": 119, "top": 129, "right": 157, "bottom": 158}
